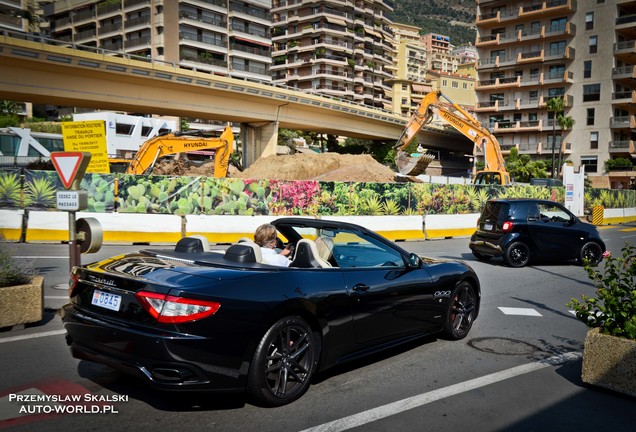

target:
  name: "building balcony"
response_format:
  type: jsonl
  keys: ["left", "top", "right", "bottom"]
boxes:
{"left": 613, "top": 65, "right": 636, "bottom": 85}
{"left": 614, "top": 40, "right": 636, "bottom": 62}
{"left": 609, "top": 140, "right": 635, "bottom": 154}
{"left": 518, "top": 49, "right": 543, "bottom": 63}
{"left": 493, "top": 120, "right": 542, "bottom": 133}
{"left": 476, "top": 76, "right": 520, "bottom": 90}
{"left": 518, "top": 98, "right": 541, "bottom": 110}
{"left": 616, "top": 13, "right": 636, "bottom": 32}
{"left": 610, "top": 115, "right": 636, "bottom": 129}
{"left": 519, "top": 0, "right": 574, "bottom": 18}
{"left": 478, "top": 0, "right": 574, "bottom": 27}
{"left": 613, "top": 90, "right": 636, "bottom": 107}
{"left": 0, "top": 12, "right": 22, "bottom": 30}
{"left": 125, "top": 36, "right": 151, "bottom": 49}
{"left": 124, "top": 0, "right": 150, "bottom": 11}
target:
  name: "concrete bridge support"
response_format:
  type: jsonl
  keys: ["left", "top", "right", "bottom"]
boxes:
{"left": 241, "top": 121, "right": 279, "bottom": 168}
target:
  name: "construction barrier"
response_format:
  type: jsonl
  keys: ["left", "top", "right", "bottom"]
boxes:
{"left": 602, "top": 207, "right": 636, "bottom": 225}
{"left": 0, "top": 209, "right": 24, "bottom": 241}
{"left": 2, "top": 209, "right": 636, "bottom": 245}
{"left": 423, "top": 213, "right": 479, "bottom": 240}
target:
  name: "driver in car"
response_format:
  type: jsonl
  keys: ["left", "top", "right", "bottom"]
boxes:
{"left": 254, "top": 223, "right": 293, "bottom": 267}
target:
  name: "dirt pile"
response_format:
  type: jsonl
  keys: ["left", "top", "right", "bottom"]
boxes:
{"left": 152, "top": 153, "right": 398, "bottom": 182}
{"left": 236, "top": 153, "right": 397, "bottom": 182}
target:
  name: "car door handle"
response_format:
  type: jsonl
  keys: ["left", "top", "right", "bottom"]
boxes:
{"left": 352, "top": 284, "right": 370, "bottom": 292}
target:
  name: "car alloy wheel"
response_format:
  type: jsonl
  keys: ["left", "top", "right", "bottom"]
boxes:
{"left": 504, "top": 241, "right": 530, "bottom": 267}
{"left": 579, "top": 241, "right": 603, "bottom": 266}
{"left": 443, "top": 282, "right": 477, "bottom": 340}
{"left": 247, "top": 316, "right": 318, "bottom": 407}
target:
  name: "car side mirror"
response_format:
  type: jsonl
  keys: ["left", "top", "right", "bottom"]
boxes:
{"left": 408, "top": 253, "right": 422, "bottom": 268}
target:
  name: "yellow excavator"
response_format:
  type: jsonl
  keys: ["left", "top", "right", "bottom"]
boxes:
{"left": 395, "top": 90, "right": 511, "bottom": 185}
{"left": 124, "top": 125, "right": 235, "bottom": 176}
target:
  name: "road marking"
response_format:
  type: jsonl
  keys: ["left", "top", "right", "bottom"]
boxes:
{"left": 14, "top": 256, "right": 68, "bottom": 259}
{"left": 300, "top": 352, "right": 582, "bottom": 432}
{"left": 498, "top": 307, "right": 542, "bottom": 316}
{"left": 0, "top": 330, "right": 66, "bottom": 344}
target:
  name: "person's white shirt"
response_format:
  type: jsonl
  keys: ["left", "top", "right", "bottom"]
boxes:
{"left": 261, "top": 247, "right": 291, "bottom": 267}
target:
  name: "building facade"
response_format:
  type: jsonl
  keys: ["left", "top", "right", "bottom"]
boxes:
{"left": 269, "top": 0, "right": 394, "bottom": 110}
{"left": 474, "top": 0, "right": 636, "bottom": 186}
{"left": 42, "top": 0, "right": 273, "bottom": 82}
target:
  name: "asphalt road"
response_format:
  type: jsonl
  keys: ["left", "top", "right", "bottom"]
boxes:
{"left": 1, "top": 224, "right": 635, "bottom": 431}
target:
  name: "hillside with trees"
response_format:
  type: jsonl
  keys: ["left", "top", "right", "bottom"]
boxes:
{"left": 388, "top": 0, "right": 477, "bottom": 46}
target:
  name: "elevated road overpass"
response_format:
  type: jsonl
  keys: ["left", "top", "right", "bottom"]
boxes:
{"left": 0, "top": 32, "right": 470, "bottom": 165}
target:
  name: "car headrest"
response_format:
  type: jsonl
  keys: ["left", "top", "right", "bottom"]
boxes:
{"left": 175, "top": 236, "right": 207, "bottom": 253}
{"left": 290, "top": 239, "right": 331, "bottom": 268}
{"left": 223, "top": 243, "right": 261, "bottom": 264}
{"left": 237, "top": 238, "right": 263, "bottom": 263}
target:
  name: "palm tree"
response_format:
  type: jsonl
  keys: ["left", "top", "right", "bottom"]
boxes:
{"left": 546, "top": 96, "right": 565, "bottom": 179}
{"left": 556, "top": 114, "right": 575, "bottom": 177}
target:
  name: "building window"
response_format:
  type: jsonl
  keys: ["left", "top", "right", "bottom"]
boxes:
{"left": 587, "top": 108, "right": 595, "bottom": 125}
{"left": 585, "top": 12, "right": 594, "bottom": 30}
{"left": 583, "top": 84, "right": 601, "bottom": 102}
{"left": 462, "top": 83, "right": 467, "bottom": 89}
{"left": 590, "top": 132, "right": 599, "bottom": 149}
{"left": 548, "top": 64, "right": 565, "bottom": 79}
{"left": 589, "top": 35, "right": 598, "bottom": 54}
{"left": 583, "top": 60, "right": 592, "bottom": 78}
{"left": 581, "top": 156, "right": 598, "bottom": 173}
{"left": 452, "top": 81, "right": 458, "bottom": 88}
{"left": 548, "top": 87, "right": 565, "bottom": 98}
{"left": 442, "top": 79, "right": 448, "bottom": 87}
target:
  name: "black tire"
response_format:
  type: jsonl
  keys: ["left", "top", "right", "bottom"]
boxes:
{"left": 579, "top": 242, "right": 603, "bottom": 266}
{"left": 504, "top": 241, "right": 530, "bottom": 267}
{"left": 442, "top": 281, "right": 477, "bottom": 340}
{"left": 247, "top": 316, "right": 318, "bottom": 407}
{"left": 471, "top": 251, "right": 492, "bottom": 262}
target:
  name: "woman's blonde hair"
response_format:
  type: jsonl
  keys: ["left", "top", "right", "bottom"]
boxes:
{"left": 254, "top": 224, "right": 277, "bottom": 247}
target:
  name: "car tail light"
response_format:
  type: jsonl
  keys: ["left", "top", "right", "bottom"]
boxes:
{"left": 502, "top": 221, "right": 514, "bottom": 232}
{"left": 135, "top": 291, "right": 220, "bottom": 324}
{"left": 69, "top": 272, "right": 79, "bottom": 297}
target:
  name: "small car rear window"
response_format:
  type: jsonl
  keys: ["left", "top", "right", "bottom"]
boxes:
{"left": 482, "top": 202, "right": 510, "bottom": 221}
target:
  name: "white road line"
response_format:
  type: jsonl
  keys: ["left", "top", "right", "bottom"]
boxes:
{"left": 498, "top": 307, "right": 542, "bottom": 316}
{"left": 0, "top": 330, "right": 66, "bottom": 344}
{"left": 14, "top": 256, "right": 67, "bottom": 259}
{"left": 300, "top": 352, "right": 582, "bottom": 432}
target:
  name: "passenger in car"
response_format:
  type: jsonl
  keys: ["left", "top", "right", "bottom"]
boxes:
{"left": 254, "top": 223, "right": 292, "bottom": 267}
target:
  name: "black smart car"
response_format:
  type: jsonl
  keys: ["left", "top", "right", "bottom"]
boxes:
{"left": 469, "top": 198, "right": 605, "bottom": 267}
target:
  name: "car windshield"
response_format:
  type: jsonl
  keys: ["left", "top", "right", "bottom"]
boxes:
{"left": 313, "top": 229, "right": 404, "bottom": 268}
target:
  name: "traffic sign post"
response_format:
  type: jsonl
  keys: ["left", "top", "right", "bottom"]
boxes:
{"left": 50, "top": 152, "right": 94, "bottom": 272}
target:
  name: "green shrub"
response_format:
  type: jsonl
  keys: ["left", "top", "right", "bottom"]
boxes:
{"left": 568, "top": 243, "right": 636, "bottom": 340}
{"left": 0, "top": 238, "right": 37, "bottom": 287}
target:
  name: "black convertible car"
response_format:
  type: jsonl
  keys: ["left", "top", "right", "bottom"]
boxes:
{"left": 62, "top": 218, "right": 480, "bottom": 406}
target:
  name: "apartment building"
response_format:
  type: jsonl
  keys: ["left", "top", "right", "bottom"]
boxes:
{"left": 387, "top": 23, "right": 430, "bottom": 116}
{"left": 41, "top": 0, "right": 273, "bottom": 82}
{"left": 475, "top": 0, "right": 636, "bottom": 187}
{"left": 270, "top": 0, "right": 394, "bottom": 110}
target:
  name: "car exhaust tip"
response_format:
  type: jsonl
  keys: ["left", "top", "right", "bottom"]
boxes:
{"left": 151, "top": 367, "right": 191, "bottom": 383}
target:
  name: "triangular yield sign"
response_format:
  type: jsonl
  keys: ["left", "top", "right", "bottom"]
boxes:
{"left": 50, "top": 152, "right": 87, "bottom": 189}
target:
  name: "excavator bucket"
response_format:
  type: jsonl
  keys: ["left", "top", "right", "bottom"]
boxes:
{"left": 396, "top": 151, "right": 435, "bottom": 176}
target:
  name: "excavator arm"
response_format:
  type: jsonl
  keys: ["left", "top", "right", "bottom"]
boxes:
{"left": 396, "top": 90, "right": 510, "bottom": 185}
{"left": 126, "top": 125, "right": 235, "bottom": 177}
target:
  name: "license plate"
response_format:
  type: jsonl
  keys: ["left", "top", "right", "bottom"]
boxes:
{"left": 484, "top": 223, "right": 494, "bottom": 231}
{"left": 92, "top": 289, "right": 122, "bottom": 312}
